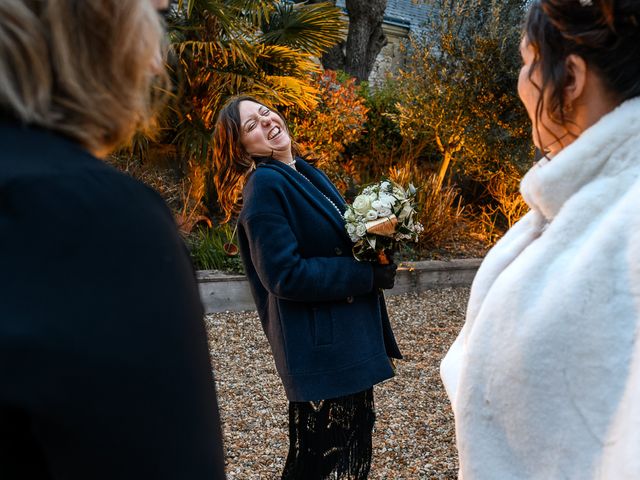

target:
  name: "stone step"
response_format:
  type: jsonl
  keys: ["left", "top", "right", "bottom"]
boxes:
{"left": 197, "top": 258, "right": 481, "bottom": 314}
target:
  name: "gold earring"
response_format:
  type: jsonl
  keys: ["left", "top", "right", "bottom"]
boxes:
{"left": 563, "top": 102, "right": 573, "bottom": 115}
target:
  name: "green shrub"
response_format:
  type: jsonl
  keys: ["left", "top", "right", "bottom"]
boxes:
{"left": 187, "top": 224, "right": 244, "bottom": 274}
{"left": 343, "top": 75, "right": 440, "bottom": 194}
{"left": 353, "top": 79, "right": 404, "bottom": 158}
{"left": 390, "top": 0, "right": 532, "bottom": 193}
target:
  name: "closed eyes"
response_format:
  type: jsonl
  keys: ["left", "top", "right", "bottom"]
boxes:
{"left": 246, "top": 107, "right": 271, "bottom": 132}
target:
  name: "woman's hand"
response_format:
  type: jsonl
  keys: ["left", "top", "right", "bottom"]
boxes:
{"left": 372, "top": 263, "right": 398, "bottom": 290}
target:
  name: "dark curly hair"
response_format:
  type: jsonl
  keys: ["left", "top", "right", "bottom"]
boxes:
{"left": 524, "top": 0, "right": 640, "bottom": 131}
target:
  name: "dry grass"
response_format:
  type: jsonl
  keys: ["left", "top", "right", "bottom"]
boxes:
{"left": 206, "top": 288, "right": 469, "bottom": 479}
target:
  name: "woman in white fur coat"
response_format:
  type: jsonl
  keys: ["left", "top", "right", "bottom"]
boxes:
{"left": 441, "top": 0, "right": 640, "bottom": 478}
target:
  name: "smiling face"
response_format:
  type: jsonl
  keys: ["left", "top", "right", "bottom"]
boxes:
{"left": 238, "top": 100, "right": 292, "bottom": 163}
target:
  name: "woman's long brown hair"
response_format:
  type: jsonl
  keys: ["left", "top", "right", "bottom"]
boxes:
{"left": 212, "top": 95, "right": 301, "bottom": 222}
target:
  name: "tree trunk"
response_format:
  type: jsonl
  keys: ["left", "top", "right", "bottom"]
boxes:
{"left": 436, "top": 150, "right": 452, "bottom": 192}
{"left": 344, "top": 0, "right": 387, "bottom": 82}
{"left": 306, "top": 0, "right": 387, "bottom": 81}
{"left": 435, "top": 133, "right": 463, "bottom": 191}
{"left": 320, "top": 41, "right": 347, "bottom": 72}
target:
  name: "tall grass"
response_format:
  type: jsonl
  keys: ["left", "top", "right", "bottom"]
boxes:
{"left": 387, "top": 164, "right": 464, "bottom": 251}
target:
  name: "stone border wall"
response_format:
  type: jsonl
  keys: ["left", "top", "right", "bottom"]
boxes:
{"left": 197, "top": 258, "right": 482, "bottom": 314}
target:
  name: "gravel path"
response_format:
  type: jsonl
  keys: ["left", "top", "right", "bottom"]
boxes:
{"left": 205, "top": 287, "right": 469, "bottom": 479}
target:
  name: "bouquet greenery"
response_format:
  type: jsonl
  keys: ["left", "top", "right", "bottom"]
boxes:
{"left": 343, "top": 179, "right": 423, "bottom": 263}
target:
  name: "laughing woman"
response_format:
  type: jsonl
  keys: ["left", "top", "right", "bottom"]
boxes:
{"left": 213, "top": 95, "right": 402, "bottom": 479}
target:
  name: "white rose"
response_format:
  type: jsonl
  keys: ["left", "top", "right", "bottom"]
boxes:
{"left": 344, "top": 209, "right": 356, "bottom": 222}
{"left": 346, "top": 223, "right": 356, "bottom": 235}
{"left": 365, "top": 210, "right": 378, "bottom": 221}
{"left": 378, "top": 193, "right": 395, "bottom": 208}
{"left": 352, "top": 195, "right": 372, "bottom": 215}
{"left": 355, "top": 223, "right": 367, "bottom": 237}
{"left": 380, "top": 181, "right": 390, "bottom": 191}
{"left": 371, "top": 200, "right": 382, "bottom": 211}
{"left": 378, "top": 207, "right": 392, "bottom": 217}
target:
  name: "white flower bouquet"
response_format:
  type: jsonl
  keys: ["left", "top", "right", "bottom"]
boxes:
{"left": 343, "top": 179, "right": 423, "bottom": 263}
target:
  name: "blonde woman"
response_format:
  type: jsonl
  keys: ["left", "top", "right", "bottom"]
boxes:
{"left": 0, "top": 1, "right": 224, "bottom": 478}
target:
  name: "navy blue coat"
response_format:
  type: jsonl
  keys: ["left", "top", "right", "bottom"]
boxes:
{"left": 238, "top": 157, "right": 402, "bottom": 402}
{"left": 0, "top": 120, "right": 225, "bottom": 479}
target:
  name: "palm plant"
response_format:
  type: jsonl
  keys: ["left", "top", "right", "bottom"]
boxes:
{"left": 146, "top": 0, "right": 344, "bottom": 227}
{"left": 167, "top": 0, "right": 344, "bottom": 159}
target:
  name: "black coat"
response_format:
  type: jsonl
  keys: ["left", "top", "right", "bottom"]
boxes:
{"left": 0, "top": 121, "right": 225, "bottom": 479}
{"left": 238, "top": 158, "right": 402, "bottom": 402}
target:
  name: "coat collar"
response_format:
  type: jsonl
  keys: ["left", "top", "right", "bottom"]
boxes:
{"left": 521, "top": 97, "right": 640, "bottom": 222}
{"left": 256, "top": 157, "right": 350, "bottom": 241}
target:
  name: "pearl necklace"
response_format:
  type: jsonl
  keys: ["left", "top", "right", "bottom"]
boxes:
{"left": 262, "top": 160, "right": 343, "bottom": 217}
{"left": 296, "top": 170, "right": 343, "bottom": 218}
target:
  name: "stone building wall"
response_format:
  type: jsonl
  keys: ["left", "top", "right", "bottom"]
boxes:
{"left": 335, "top": 0, "right": 432, "bottom": 87}
{"left": 368, "top": 22, "right": 411, "bottom": 87}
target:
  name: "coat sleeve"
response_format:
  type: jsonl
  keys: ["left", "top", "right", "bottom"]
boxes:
{"left": 242, "top": 211, "right": 374, "bottom": 302}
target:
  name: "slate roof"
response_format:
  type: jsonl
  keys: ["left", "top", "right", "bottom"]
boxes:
{"left": 336, "top": 0, "right": 433, "bottom": 31}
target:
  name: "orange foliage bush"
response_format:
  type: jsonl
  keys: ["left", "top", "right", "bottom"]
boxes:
{"left": 288, "top": 70, "right": 368, "bottom": 173}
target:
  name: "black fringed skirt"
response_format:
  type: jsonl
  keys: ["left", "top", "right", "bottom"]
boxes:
{"left": 282, "top": 388, "right": 375, "bottom": 480}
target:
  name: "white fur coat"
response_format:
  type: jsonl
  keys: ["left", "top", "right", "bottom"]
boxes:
{"left": 441, "top": 97, "right": 640, "bottom": 479}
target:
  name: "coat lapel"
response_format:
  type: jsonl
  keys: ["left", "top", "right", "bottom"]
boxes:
{"left": 257, "top": 159, "right": 349, "bottom": 241}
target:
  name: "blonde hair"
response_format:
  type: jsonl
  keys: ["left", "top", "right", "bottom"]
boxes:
{"left": 0, "top": 0, "right": 168, "bottom": 156}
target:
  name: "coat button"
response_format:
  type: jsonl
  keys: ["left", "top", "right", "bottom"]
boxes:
{"left": 346, "top": 296, "right": 354, "bottom": 303}
{"left": 334, "top": 247, "right": 343, "bottom": 256}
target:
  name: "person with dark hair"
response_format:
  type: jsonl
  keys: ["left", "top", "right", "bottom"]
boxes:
{"left": 212, "top": 95, "right": 401, "bottom": 479}
{"left": 0, "top": 1, "right": 225, "bottom": 478}
{"left": 441, "top": 0, "right": 640, "bottom": 478}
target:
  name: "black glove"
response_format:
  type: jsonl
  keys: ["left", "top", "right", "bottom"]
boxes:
{"left": 372, "top": 263, "right": 398, "bottom": 290}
